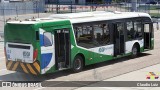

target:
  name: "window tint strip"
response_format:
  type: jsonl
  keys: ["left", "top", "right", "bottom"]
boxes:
{"left": 8, "top": 44, "right": 30, "bottom": 49}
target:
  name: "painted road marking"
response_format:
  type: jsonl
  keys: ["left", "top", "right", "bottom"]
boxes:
{"left": 0, "top": 69, "right": 7, "bottom": 72}
{"left": 34, "top": 87, "right": 45, "bottom": 90}
{"left": 0, "top": 56, "right": 5, "bottom": 59}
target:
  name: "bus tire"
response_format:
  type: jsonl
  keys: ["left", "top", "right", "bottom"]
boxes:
{"left": 131, "top": 45, "right": 138, "bottom": 58}
{"left": 72, "top": 55, "right": 83, "bottom": 73}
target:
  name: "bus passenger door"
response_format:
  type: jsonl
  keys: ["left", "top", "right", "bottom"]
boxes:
{"left": 54, "top": 29, "right": 70, "bottom": 70}
{"left": 144, "top": 23, "right": 152, "bottom": 49}
{"left": 113, "top": 22, "right": 125, "bottom": 56}
{"left": 40, "top": 29, "right": 55, "bottom": 74}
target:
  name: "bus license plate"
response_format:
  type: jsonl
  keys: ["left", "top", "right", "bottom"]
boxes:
{"left": 23, "top": 51, "right": 30, "bottom": 58}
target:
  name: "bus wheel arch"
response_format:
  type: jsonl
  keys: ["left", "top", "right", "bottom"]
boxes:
{"left": 131, "top": 42, "right": 140, "bottom": 58}
{"left": 77, "top": 53, "right": 85, "bottom": 66}
{"left": 134, "top": 42, "right": 140, "bottom": 53}
{"left": 72, "top": 53, "right": 85, "bottom": 73}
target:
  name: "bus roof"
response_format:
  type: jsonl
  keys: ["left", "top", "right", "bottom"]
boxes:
{"left": 7, "top": 11, "right": 152, "bottom": 25}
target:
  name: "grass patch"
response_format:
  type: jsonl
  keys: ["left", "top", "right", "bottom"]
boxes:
{"left": 123, "top": 5, "right": 160, "bottom": 10}
{"left": 149, "top": 13, "right": 160, "bottom": 18}
{"left": 139, "top": 5, "right": 160, "bottom": 10}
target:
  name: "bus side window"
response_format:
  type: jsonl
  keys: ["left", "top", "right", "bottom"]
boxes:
{"left": 93, "top": 24, "right": 103, "bottom": 45}
{"left": 134, "top": 20, "right": 142, "bottom": 38}
{"left": 94, "top": 24, "right": 110, "bottom": 45}
{"left": 102, "top": 24, "right": 110, "bottom": 45}
{"left": 144, "top": 24, "right": 150, "bottom": 32}
{"left": 126, "top": 21, "right": 134, "bottom": 40}
{"left": 74, "top": 25, "right": 94, "bottom": 48}
{"left": 43, "top": 32, "right": 53, "bottom": 46}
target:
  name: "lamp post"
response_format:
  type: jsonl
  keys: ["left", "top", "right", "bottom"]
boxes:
{"left": 33, "top": 0, "right": 39, "bottom": 17}
{"left": 36, "top": 0, "right": 39, "bottom": 18}
{"left": 158, "top": 0, "right": 160, "bottom": 19}
{"left": 70, "top": 0, "right": 73, "bottom": 13}
{"left": 56, "top": 0, "right": 59, "bottom": 13}
{"left": 131, "top": 0, "right": 137, "bottom": 12}
{"left": 91, "top": 0, "right": 94, "bottom": 11}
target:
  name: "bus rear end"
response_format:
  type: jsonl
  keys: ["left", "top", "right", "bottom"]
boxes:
{"left": 4, "top": 23, "right": 40, "bottom": 75}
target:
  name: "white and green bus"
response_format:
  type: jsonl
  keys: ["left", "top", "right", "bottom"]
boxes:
{"left": 4, "top": 11, "right": 154, "bottom": 75}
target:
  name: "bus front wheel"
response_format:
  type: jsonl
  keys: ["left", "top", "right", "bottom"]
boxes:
{"left": 72, "top": 55, "right": 83, "bottom": 73}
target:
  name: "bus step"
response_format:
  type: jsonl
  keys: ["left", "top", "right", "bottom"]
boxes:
{"left": 58, "top": 62, "right": 67, "bottom": 70}
{"left": 116, "top": 54, "right": 123, "bottom": 57}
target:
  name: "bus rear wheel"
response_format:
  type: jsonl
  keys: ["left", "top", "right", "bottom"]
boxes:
{"left": 72, "top": 55, "right": 83, "bottom": 73}
{"left": 131, "top": 45, "right": 138, "bottom": 58}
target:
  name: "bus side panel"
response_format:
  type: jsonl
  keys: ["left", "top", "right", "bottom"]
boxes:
{"left": 71, "top": 46, "right": 114, "bottom": 66}
{"left": 125, "top": 39, "right": 144, "bottom": 54}
{"left": 70, "top": 24, "right": 114, "bottom": 66}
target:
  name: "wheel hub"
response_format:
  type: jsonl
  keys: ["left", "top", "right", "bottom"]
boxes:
{"left": 75, "top": 59, "right": 81, "bottom": 70}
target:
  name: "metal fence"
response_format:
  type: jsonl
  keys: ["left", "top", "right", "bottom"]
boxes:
{"left": 0, "top": 0, "right": 45, "bottom": 16}
{"left": 0, "top": 1, "right": 160, "bottom": 41}
{"left": 45, "top": 2, "right": 160, "bottom": 18}
{"left": 0, "top": 0, "right": 45, "bottom": 41}
{"left": 45, "top": 4, "right": 129, "bottom": 13}
{"left": 0, "top": 1, "right": 159, "bottom": 27}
